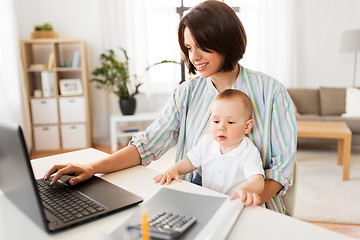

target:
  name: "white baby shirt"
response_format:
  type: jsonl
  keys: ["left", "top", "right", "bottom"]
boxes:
{"left": 187, "top": 135, "right": 264, "bottom": 195}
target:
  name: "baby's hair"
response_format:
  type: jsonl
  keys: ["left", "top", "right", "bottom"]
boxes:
{"left": 213, "top": 89, "right": 253, "bottom": 120}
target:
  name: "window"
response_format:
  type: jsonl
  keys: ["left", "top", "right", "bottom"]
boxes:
{"left": 137, "top": 1, "right": 252, "bottom": 93}
{"left": 127, "top": 0, "right": 292, "bottom": 97}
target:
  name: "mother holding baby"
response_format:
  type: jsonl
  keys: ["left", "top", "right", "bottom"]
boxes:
{"left": 44, "top": 0, "right": 297, "bottom": 215}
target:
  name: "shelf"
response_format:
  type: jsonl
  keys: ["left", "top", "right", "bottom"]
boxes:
{"left": 27, "top": 69, "right": 52, "bottom": 72}
{"left": 30, "top": 95, "right": 83, "bottom": 99}
{"left": 20, "top": 39, "right": 92, "bottom": 151}
{"left": 27, "top": 68, "right": 82, "bottom": 72}
{"left": 55, "top": 67, "right": 82, "bottom": 72}
{"left": 117, "top": 132, "right": 140, "bottom": 138}
{"left": 22, "top": 39, "right": 85, "bottom": 44}
{"left": 110, "top": 112, "right": 159, "bottom": 152}
{"left": 111, "top": 112, "right": 159, "bottom": 122}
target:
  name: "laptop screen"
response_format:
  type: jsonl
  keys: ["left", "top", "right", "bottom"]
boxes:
{"left": 0, "top": 121, "right": 47, "bottom": 230}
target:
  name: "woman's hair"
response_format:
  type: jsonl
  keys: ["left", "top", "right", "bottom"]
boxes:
{"left": 178, "top": 0, "right": 247, "bottom": 75}
{"left": 214, "top": 89, "right": 253, "bottom": 120}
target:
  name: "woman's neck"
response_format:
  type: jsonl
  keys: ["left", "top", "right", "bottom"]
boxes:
{"left": 210, "top": 64, "right": 240, "bottom": 93}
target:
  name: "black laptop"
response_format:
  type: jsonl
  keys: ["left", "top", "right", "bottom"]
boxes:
{"left": 0, "top": 120, "right": 143, "bottom": 233}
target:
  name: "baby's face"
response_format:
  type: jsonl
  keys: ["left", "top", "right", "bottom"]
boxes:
{"left": 210, "top": 98, "right": 251, "bottom": 152}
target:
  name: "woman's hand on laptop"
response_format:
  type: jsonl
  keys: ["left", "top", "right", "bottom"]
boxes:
{"left": 43, "top": 163, "right": 95, "bottom": 186}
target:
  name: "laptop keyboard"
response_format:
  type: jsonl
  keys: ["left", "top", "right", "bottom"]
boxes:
{"left": 37, "top": 179, "right": 105, "bottom": 224}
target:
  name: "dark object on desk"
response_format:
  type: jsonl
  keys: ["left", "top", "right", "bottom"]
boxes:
{"left": 0, "top": 120, "right": 143, "bottom": 233}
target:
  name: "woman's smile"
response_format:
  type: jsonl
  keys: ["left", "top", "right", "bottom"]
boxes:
{"left": 195, "top": 62, "right": 209, "bottom": 71}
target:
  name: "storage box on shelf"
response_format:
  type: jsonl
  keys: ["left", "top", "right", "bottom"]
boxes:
{"left": 20, "top": 39, "right": 91, "bottom": 152}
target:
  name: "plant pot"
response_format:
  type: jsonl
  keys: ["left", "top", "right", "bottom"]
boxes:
{"left": 119, "top": 98, "right": 136, "bottom": 115}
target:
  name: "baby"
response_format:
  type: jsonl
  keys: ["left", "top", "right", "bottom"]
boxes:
{"left": 154, "top": 89, "right": 264, "bottom": 206}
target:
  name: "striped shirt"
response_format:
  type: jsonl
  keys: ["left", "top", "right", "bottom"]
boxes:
{"left": 130, "top": 65, "right": 297, "bottom": 214}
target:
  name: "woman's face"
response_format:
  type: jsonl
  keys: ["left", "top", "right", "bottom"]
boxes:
{"left": 184, "top": 27, "right": 224, "bottom": 78}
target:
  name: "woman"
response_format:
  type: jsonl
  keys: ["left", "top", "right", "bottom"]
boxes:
{"left": 44, "top": 0, "right": 297, "bottom": 214}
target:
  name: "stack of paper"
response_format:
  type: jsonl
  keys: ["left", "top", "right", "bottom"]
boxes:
{"left": 41, "top": 71, "right": 55, "bottom": 97}
{"left": 108, "top": 188, "right": 244, "bottom": 240}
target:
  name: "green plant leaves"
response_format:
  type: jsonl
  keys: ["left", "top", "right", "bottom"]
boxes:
{"left": 34, "top": 23, "right": 53, "bottom": 31}
{"left": 90, "top": 48, "right": 138, "bottom": 99}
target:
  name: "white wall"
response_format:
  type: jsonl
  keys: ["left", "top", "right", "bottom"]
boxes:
{"left": 13, "top": 0, "right": 360, "bottom": 145}
{"left": 296, "top": 0, "right": 360, "bottom": 88}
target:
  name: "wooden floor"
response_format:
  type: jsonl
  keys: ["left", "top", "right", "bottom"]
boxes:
{"left": 30, "top": 145, "right": 360, "bottom": 240}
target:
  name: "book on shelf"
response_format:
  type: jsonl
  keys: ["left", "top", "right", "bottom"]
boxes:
{"left": 72, "top": 51, "right": 80, "bottom": 68}
{"left": 47, "top": 52, "right": 55, "bottom": 69}
{"left": 29, "top": 63, "right": 48, "bottom": 70}
{"left": 121, "top": 125, "right": 140, "bottom": 133}
{"left": 41, "top": 71, "right": 55, "bottom": 97}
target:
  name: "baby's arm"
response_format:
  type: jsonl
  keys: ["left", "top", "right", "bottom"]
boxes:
{"left": 153, "top": 157, "right": 196, "bottom": 185}
{"left": 230, "top": 174, "right": 265, "bottom": 207}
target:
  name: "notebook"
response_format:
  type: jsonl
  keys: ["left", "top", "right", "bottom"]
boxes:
{"left": 0, "top": 120, "right": 143, "bottom": 233}
{"left": 108, "top": 188, "right": 244, "bottom": 240}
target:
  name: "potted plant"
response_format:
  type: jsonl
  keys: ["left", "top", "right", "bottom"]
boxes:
{"left": 90, "top": 48, "right": 141, "bottom": 115}
{"left": 90, "top": 47, "right": 179, "bottom": 115}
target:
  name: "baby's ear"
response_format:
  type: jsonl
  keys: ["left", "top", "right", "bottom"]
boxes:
{"left": 244, "top": 119, "right": 254, "bottom": 134}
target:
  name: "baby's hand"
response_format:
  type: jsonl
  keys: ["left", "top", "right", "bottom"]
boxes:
{"left": 153, "top": 171, "right": 181, "bottom": 185}
{"left": 230, "top": 188, "right": 261, "bottom": 207}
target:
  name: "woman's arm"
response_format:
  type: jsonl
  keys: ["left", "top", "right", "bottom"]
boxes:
{"left": 44, "top": 85, "right": 186, "bottom": 186}
{"left": 259, "top": 179, "right": 283, "bottom": 205}
{"left": 263, "top": 85, "right": 297, "bottom": 211}
{"left": 90, "top": 145, "right": 141, "bottom": 173}
{"left": 44, "top": 145, "right": 141, "bottom": 185}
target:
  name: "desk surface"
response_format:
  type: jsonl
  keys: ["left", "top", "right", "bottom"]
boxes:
{"left": 0, "top": 148, "right": 354, "bottom": 240}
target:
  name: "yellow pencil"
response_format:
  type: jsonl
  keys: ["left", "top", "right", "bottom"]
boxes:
{"left": 141, "top": 207, "right": 150, "bottom": 240}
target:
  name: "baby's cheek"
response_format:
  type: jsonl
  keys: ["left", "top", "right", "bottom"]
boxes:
{"left": 210, "top": 125, "right": 218, "bottom": 138}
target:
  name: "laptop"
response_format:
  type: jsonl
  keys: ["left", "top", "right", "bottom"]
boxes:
{"left": 0, "top": 120, "right": 143, "bottom": 233}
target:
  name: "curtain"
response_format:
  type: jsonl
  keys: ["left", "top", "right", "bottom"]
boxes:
{"left": 0, "top": 0, "right": 31, "bottom": 145}
{"left": 98, "top": 0, "right": 181, "bottom": 114}
{"left": 240, "top": 0, "right": 297, "bottom": 87}
{"left": 96, "top": 0, "right": 296, "bottom": 115}
{"left": 257, "top": 0, "right": 297, "bottom": 87}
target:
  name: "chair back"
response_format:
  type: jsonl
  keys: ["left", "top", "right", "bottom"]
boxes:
{"left": 282, "top": 159, "right": 298, "bottom": 216}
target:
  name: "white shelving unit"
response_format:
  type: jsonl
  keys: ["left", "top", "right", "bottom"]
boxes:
{"left": 110, "top": 112, "right": 159, "bottom": 152}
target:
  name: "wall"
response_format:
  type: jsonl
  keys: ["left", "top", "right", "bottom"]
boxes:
{"left": 296, "top": 0, "right": 360, "bottom": 88}
{"left": 13, "top": 0, "right": 360, "bottom": 145}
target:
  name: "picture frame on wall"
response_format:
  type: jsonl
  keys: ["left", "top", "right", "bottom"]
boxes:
{"left": 59, "top": 79, "right": 83, "bottom": 96}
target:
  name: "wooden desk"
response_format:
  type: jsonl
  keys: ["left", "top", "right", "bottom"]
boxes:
{"left": 297, "top": 121, "right": 352, "bottom": 180}
{"left": 0, "top": 149, "right": 354, "bottom": 240}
